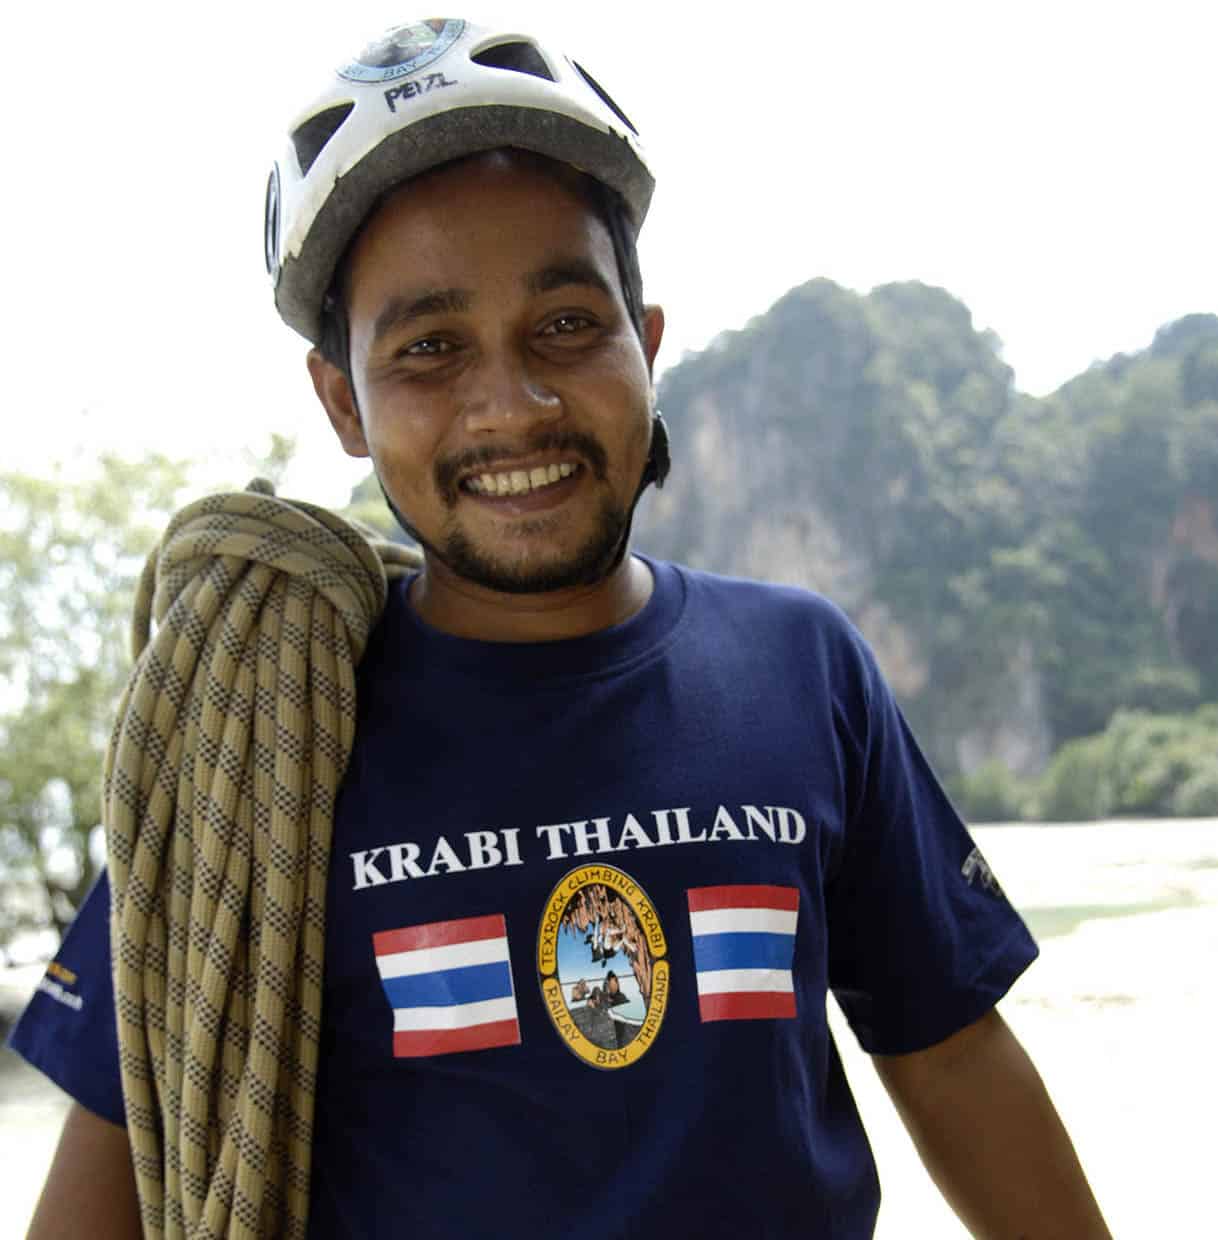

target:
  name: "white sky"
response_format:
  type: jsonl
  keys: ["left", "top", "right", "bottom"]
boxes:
{"left": 5, "top": 1, "right": 1215, "bottom": 507}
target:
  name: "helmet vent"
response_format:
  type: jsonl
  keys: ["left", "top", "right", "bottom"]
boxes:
{"left": 471, "top": 40, "right": 556, "bottom": 82}
{"left": 571, "top": 62, "right": 638, "bottom": 135}
{"left": 291, "top": 102, "right": 356, "bottom": 176}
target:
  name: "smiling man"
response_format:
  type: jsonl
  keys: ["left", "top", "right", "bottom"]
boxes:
{"left": 12, "top": 16, "right": 1110, "bottom": 1239}
{"left": 308, "top": 149, "right": 665, "bottom": 639}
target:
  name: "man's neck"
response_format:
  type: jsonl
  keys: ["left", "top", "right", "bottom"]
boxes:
{"left": 408, "top": 554, "right": 654, "bottom": 643}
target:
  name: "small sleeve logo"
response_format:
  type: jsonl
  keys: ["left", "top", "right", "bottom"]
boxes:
{"left": 37, "top": 959, "right": 84, "bottom": 1012}
{"left": 961, "top": 846, "right": 1004, "bottom": 897}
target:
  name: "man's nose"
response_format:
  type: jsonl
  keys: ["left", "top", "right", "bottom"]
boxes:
{"left": 459, "top": 350, "right": 562, "bottom": 434}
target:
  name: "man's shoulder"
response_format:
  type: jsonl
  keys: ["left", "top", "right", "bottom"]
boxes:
{"left": 659, "top": 558, "right": 860, "bottom": 639}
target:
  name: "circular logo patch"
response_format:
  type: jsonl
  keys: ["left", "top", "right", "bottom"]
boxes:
{"left": 537, "top": 865, "right": 669, "bottom": 1070}
{"left": 339, "top": 18, "right": 465, "bottom": 83}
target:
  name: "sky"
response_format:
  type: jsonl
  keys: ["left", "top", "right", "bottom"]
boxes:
{"left": 5, "top": 0, "right": 1215, "bottom": 507}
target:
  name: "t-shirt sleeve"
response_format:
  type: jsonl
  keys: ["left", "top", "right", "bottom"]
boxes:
{"left": 7, "top": 870, "right": 126, "bottom": 1125}
{"left": 824, "top": 629, "right": 1038, "bottom": 1056}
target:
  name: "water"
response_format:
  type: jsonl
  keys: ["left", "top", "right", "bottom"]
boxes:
{"left": 3, "top": 818, "right": 1216, "bottom": 1237}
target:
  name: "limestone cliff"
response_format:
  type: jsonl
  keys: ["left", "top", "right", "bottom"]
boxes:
{"left": 634, "top": 284, "right": 1218, "bottom": 778}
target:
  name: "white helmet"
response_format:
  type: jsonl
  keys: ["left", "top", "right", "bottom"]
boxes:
{"left": 266, "top": 17, "right": 654, "bottom": 343}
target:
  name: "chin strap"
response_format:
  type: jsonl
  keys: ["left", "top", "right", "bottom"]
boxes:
{"left": 607, "top": 410, "right": 671, "bottom": 571}
{"left": 640, "top": 410, "right": 670, "bottom": 490}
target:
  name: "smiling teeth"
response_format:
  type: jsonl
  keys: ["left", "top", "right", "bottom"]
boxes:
{"left": 467, "top": 463, "right": 575, "bottom": 495}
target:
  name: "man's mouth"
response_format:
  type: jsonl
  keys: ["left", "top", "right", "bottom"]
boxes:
{"left": 462, "top": 462, "right": 580, "bottom": 497}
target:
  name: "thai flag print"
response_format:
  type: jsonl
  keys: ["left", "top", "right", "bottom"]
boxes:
{"left": 373, "top": 914, "right": 521, "bottom": 1057}
{"left": 687, "top": 885, "right": 800, "bottom": 1022}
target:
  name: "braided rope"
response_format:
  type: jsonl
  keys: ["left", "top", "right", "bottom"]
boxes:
{"left": 104, "top": 483, "right": 420, "bottom": 1238}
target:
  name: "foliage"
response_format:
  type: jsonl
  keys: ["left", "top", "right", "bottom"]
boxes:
{"left": 0, "top": 456, "right": 189, "bottom": 949}
{"left": 1172, "top": 767, "right": 1218, "bottom": 817}
{"left": 953, "top": 703, "right": 1218, "bottom": 822}
{"left": 344, "top": 473, "right": 410, "bottom": 542}
{"left": 1033, "top": 736, "right": 1118, "bottom": 823}
{"left": 946, "top": 760, "right": 1032, "bottom": 824}
{"left": 244, "top": 432, "right": 297, "bottom": 492}
{"left": 1034, "top": 706, "right": 1218, "bottom": 821}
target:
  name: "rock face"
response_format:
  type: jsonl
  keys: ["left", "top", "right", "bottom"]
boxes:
{"left": 634, "top": 282, "right": 1218, "bottom": 778}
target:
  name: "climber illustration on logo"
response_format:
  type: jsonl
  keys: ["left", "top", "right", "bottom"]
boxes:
{"left": 537, "top": 865, "right": 669, "bottom": 1069}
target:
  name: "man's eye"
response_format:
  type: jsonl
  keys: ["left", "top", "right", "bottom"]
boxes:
{"left": 403, "top": 337, "right": 453, "bottom": 357}
{"left": 542, "top": 315, "right": 593, "bottom": 336}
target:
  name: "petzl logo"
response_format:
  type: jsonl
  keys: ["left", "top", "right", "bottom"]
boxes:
{"left": 339, "top": 19, "right": 465, "bottom": 83}
{"left": 537, "top": 865, "right": 669, "bottom": 1070}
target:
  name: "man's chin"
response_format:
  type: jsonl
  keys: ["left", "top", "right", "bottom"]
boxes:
{"left": 435, "top": 521, "right": 628, "bottom": 596}
{"left": 379, "top": 480, "right": 633, "bottom": 595}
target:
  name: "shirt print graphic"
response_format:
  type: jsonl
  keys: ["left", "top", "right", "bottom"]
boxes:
{"left": 373, "top": 913, "right": 521, "bottom": 1057}
{"left": 537, "top": 864, "right": 670, "bottom": 1069}
{"left": 687, "top": 885, "right": 799, "bottom": 1021}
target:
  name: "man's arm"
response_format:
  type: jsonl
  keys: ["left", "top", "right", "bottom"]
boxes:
{"left": 26, "top": 1101, "right": 141, "bottom": 1240}
{"left": 873, "top": 1008, "right": 1110, "bottom": 1239}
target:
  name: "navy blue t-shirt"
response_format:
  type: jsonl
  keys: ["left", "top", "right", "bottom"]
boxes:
{"left": 10, "top": 559, "right": 1037, "bottom": 1237}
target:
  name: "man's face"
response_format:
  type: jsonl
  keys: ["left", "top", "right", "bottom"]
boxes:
{"left": 313, "top": 152, "right": 663, "bottom": 598}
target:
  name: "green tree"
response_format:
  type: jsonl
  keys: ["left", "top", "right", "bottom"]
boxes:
{"left": 244, "top": 431, "right": 297, "bottom": 491}
{"left": 0, "top": 455, "right": 189, "bottom": 948}
{"left": 1034, "top": 706, "right": 1218, "bottom": 821}
{"left": 344, "top": 472, "right": 409, "bottom": 542}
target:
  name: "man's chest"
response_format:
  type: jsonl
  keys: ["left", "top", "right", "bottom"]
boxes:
{"left": 321, "top": 677, "right": 851, "bottom": 1088}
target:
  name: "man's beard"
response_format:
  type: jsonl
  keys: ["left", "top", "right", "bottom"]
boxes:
{"left": 379, "top": 429, "right": 634, "bottom": 595}
{"left": 437, "top": 496, "right": 630, "bottom": 594}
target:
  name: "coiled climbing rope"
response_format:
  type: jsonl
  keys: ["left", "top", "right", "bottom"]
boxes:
{"left": 103, "top": 482, "right": 420, "bottom": 1238}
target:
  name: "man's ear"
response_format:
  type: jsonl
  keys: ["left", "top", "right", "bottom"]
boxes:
{"left": 641, "top": 304, "right": 665, "bottom": 377}
{"left": 307, "top": 349, "right": 370, "bottom": 458}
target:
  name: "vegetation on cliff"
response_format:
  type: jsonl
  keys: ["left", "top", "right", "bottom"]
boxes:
{"left": 636, "top": 283, "right": 1218, "bottom": 811}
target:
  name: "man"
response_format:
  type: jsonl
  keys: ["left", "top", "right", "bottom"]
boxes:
{"left": 12, "top": 17, "right": 1109, "bottom": 1237}
{"left": 602, "top": 971, "right": 628, "bottom": 1009}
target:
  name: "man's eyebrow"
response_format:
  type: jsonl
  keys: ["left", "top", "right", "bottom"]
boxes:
{"left": 525, "top": 258, "right": 614, "bottom": 300}
{"left": 371, "top": 288, "right": 471, "bottom": 345}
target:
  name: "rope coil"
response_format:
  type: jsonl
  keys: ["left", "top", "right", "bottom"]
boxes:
{"left": 104, "top": 485, "right": 419, "bottom": 1238}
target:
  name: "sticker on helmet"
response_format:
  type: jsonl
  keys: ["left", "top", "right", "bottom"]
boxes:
{"left": 339, "top": 19, "right": 465, "bottom": 84}
{"left": 537, "top": 864, "right": 669, "bottom": 1070}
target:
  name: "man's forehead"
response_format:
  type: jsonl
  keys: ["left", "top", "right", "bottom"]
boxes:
{"left": 346, "top": 154, "right": 619, "bottom": 305}
{"left": 361, "top": 147, "right": 606, "bottom": 241}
